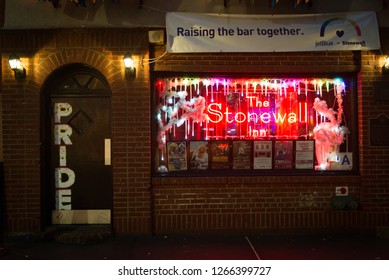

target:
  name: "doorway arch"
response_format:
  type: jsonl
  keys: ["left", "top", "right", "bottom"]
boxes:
{"left": 41, "top": 64, "right": 112, "bottom": 228}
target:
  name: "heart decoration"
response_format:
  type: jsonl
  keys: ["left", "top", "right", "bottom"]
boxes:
{"left": 336, "top": 30, "right": 345, "bottom": 38}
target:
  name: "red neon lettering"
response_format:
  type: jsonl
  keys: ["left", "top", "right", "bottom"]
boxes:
{"left": 248, "top": 112, "right": 258, "bottom": 122}
{"left": 298, "top": 102, "right": 308, "bottom": 123}
{"left": 255, "top": 99, "right": 269, "bottom": 108}
{"left": 288, "top": 113, "right": 297, "bottom": 123}
{"left": 247, "top": 96, "right": 255, "bottom": 107}
{"left": 249, "top": 126, "right": 267, "bottom": 137}
{"left": 206, "top": 104, "right": 297, "bottom": 124}
{"left": 235, "top": 112, "right": 246, "bottom": 123}
{"left": 225, "top": 107, "right": 234, "bottom": 123}
{"left": 246, "top": 96, "right": 270, "bottom": 108}
{"left": 261, "top": 112, "right": 271, "bottom": 123}
{"left": 273, "top": 113, "right": 287, "bottom": 123}
{"left": 207, "top": 103, "right": 223, "bottom": 123}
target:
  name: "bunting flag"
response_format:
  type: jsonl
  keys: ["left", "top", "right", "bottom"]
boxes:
{"left": 70, "top": 0, "right": 96, "bottom": 6}
{"left": 295, "top": 0, "right": 312, "bottom": 8}
{"left": 271, "top": 0, "right": 312, "bottom": 8}
{"left": 71, "top": 0, "right": 85, "bottom": 6}
{"left": 43, "top": 0, "right": 61, "bottom": 8}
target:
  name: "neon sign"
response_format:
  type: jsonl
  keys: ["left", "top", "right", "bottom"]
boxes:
{"left": 207, "top": 103, "right": 298, "bottom": 124}
{"left": 155, "top": 77, "right": 348, "bottom": 171}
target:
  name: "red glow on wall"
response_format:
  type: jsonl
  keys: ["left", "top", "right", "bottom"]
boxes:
{"left": 156, "top": 77, "right": 345, "bottom": 142}
{"left": 155, "top": 76, "right": 349, "bottom": 172}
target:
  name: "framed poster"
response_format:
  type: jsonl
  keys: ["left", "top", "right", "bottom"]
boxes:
{"left": 295, "top": 140, "right": 314, "bottom": 169}
{"left": 274, "top": 140, "right": 293, "bottom": 169}
{"left": 253, "top": 141, "right": 273, "bottom": 169}
{"left": 189, "top": 141, "right": 209, "bottom": 170}
{"left": 210, "top": 141, "right": 230, "bottom": 169}
{"left": 232, "top": 141, "right": 252, "bottom": 169}
{"left": 167, "top": 141, "right": 187, "bottom": 171}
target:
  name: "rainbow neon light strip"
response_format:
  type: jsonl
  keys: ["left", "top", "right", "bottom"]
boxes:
{"left": 320, "top": 17, "right": 362, "bottom": 37}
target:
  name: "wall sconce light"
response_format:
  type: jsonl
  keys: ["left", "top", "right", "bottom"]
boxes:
{"left": 8, "top": 54, "right": 26, "bottom": 79}
{"left": 123, "top": 52, "right": 136, "bottom": 78}
{"left": 382, "top": 56, "right": 389, "bottom": 75}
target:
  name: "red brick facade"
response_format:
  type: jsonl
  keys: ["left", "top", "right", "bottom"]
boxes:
{"left": 0, "top": 28, "right": 388, "bottom": 234}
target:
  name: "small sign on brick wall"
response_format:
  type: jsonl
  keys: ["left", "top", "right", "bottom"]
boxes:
{"left": 370, "top": 115, "right": 389, "bottom": 146}
{"left": 299, "top": 192, "right": 318, "bottom": 207}
{"left": 374, "top": 81, "right": 389, "bottom": 101}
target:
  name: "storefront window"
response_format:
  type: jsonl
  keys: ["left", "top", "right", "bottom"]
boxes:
{"left": 153, "top": 76, "right": 355, "bottom": 174}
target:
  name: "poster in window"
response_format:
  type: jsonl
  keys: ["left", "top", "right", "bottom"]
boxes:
{"left": 330, "top": 153, "right": 353, "bottom": 170}
{"left": 295, "top": 140, "right": 314, "bottom": 169}
{"left": 274, "top": 140, "right": 293, "bottom": 169}
{"left": 189, "top": 141, "right": 209, "bottom": 170}
{"left": 210, "top": 141, "right": 230, "bottom": 169}
{"left": 232, "top": 141, "right": 252, "bottom": 169}
{"left": 253, "top": 141, "right": 273, "bottom": 169}
{"left": 167, "top": 141, "right": 187, "bottom": 171}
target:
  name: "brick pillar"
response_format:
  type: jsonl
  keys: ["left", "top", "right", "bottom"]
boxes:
{"left": 0, "top": 162, "right": 6, "bottom": 256}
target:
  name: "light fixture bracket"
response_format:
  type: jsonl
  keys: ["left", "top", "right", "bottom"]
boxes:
{"left": 383, "top": 56, "right": 389, "bottom": 75}
{"left": 8, "top": 54, "right": 26, "bottom": 79}
{"left": 123, "top": 52, "right": 136, "bottom": 79}
{"left": 125, "top": 67, "right": 136, "bottom": 78}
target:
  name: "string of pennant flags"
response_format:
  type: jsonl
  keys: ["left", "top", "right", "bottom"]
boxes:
{"left": 272, "top": 0, "right": 313, "bottom": 8}
{"left": 70, "top": 0, "right": 97, "bottom": 6}
{"left": 43, "top": 0, "right": 97, "bottom": 8}
{"left": 43, "top": 0, "right": 312, "bottom": 9}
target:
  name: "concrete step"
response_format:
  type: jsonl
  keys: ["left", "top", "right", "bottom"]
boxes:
{"left": 43, "top": 225, "right": 113, "bottom": 244}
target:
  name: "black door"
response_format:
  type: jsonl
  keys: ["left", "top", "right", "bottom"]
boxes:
{"left": 43, "top": 65, "right": 112, "bottom": 225}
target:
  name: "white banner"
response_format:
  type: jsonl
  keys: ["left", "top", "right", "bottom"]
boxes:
{"left": 166, "top": 11, "right": 380, "bottom": 53}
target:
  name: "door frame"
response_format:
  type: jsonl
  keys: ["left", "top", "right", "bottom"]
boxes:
{"left": 40, "top": 63, "right": 112, "bottom": 230}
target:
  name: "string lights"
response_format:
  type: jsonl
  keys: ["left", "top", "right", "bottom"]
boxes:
{"left": 156, "top": 77, "right": 347, "bottom": 171}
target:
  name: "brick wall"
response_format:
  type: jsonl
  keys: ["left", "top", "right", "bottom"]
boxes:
{"left": 0, "top": 29, "right": 151, "bottom": 233}
{"left": 1, "top": 27, "right": 388, "bottom": 234}
{"left": 359, "top": 49, "right": 389, "bottom": 222}
{"left": 151, "top": 176, "right": 362, "bottom": 234}
{"left": 153, "top": 50, "right": 359, "bottom": 74}
{"left": 150, "top": 41, "right": 389, "bottom": 234}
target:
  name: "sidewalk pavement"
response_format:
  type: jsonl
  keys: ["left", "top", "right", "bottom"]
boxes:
{"left": 1, "top": 232, "right": 389, "bottom": 260}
